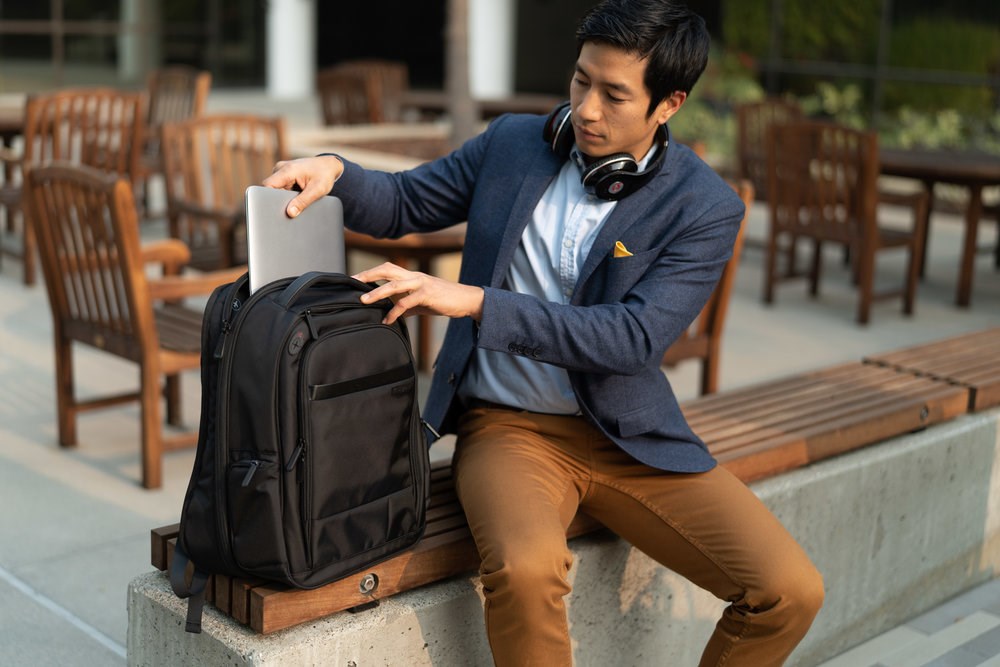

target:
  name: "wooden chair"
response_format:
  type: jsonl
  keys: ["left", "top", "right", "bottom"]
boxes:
{"left": 317, "top": 60, "right": 409, "bottom": 125}
{"left": 661, "top": 179, "right": 753, "bottom": 395}
{"left": 735, "top": 98, "right": 804, "bottom": 201}
{"left": 763, "top": 120, "right": 929, "bottom": 325}
{"left": 135, "top": 66, "right": 212, "bottom": 215}
{"left": 160, "top": 114, "right": 287, "bottom": 271}
{"left": 0, "top": 87, "right": 143, "bottom": 285}
{"left": 24, "top": 163, "right": 244, "bottom": 488}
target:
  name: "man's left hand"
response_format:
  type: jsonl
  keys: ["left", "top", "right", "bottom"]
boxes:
{"left": 353, "top": 263, "right": 484, "bottom": 325}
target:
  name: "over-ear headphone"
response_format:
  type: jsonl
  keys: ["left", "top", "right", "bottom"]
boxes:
{"left": 542, "top": 101, "right": 668, "bottom": 201}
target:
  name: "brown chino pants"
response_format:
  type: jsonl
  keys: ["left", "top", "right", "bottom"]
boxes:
{"left": 453, "top": 406, "right": 824, "bottom": 667}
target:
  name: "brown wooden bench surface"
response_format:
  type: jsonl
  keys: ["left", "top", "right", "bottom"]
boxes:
{"left": 864, "top": 327, "right": 1000, "bottom": 412}
{"left": 151, "top": 359, "right": 972, "bottom": 634}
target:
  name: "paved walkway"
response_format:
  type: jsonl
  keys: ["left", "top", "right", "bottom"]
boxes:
{"left": 0, "top": 93, "right": 998, "bottom": 665}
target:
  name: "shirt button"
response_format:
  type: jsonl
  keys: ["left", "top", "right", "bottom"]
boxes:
{"left": 563, "top": 239, "right": 573, "bottom": 249}
{"left": 564, "top": 288, "right": 572, "bottom": 297}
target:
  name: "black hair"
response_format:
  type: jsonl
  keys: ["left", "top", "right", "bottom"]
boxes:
{"left": 576, "top": 0, "right": 710, "bottom": 117}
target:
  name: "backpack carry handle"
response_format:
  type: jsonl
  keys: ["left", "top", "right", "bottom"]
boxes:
{"left": 276, "top": 271, "right": 374, "bottom": 309}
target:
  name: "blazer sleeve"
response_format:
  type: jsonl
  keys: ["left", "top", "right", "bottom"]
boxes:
{"left": 328, "top": 120, "right": 498, "bottom": 238}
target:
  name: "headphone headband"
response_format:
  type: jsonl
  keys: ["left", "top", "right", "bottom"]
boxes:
{"left": 542, "top": 101, "right": 668, "bottom": 201}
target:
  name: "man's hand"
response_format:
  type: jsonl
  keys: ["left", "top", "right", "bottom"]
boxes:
{"left": 262, "top": 155, "right": 344, "bottom": 218}
{"left": 354, "top": 263, "right": 484, "bottom": 325}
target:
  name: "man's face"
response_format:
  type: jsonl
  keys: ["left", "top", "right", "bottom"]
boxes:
{"left": 569, "top": 41, "right": 684, "bottom": 161}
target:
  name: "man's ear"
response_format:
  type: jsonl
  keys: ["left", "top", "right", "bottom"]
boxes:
{"left": 654, "top": 91, "right": 688, "bottom": 125}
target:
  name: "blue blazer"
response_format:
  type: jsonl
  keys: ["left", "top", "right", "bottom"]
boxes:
{"left": 332, "top": 113, "right": 745, "bottom": 473}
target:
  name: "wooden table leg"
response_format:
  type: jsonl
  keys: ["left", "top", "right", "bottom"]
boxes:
{"left": 956, "top": 183, "right": 983, "bottom": 307}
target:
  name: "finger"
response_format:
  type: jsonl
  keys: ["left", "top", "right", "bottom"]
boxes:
{"left": 261, "top": 162, "right": 294, "bottom": 189}
{"left": 382, "top": 299, "right": 417, "bottom": 326}
{"left": 285, "top": 181, "right": 329, "bottom": 218}
{"left": 353, "top": 262, "right": 411, "bottom": 285}
{"left": 362, "top": 276, "right": 422, "bottom": 304}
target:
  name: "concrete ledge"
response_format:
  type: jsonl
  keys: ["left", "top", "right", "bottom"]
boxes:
{"left": 127, "top": 409, "right": 1000, "bottom": 666}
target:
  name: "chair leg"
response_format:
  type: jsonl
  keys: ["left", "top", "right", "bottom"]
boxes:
{"left": 994, "top": 215, "right": 1000, "bottom": 268}
{"left": 809, "top": 240, "right": 823, "bottom": 296}
{"left": 54, "top": 335, "right": 78, "bottom": 447}
{"left": 701, "top": 343, "right": 720, "bottom": 396}
{"left": 856, "top": 245, "right": 875, "bottom": 325}
{"left": 140, "top": 365, "right": 164, "bottom": 489}
{"left": 165, "top": 374, "right": 182, "bottom": 426}
{"left": 763, "top": 230, "right": 779, "bottom": 304}
{"left": 904, "top": 193, "right": 930, "bottom": 316}
{"left": 785, "top": 234, "right": 798, "bottom": 277}
{"left": 23, "top": 211, "right": 37, "bottom": 286}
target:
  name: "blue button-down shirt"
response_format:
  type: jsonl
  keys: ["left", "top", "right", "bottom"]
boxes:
{"left": 459, "top": 144, "right": 657, "bottom": 414}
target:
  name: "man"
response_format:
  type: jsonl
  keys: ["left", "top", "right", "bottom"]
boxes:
{"left": 264, "top": 1, "right": 824, "bottom": 664}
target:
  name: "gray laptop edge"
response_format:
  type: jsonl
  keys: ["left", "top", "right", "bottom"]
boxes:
{"left": 244, "top": 185, "right": 346, "bottom": 294}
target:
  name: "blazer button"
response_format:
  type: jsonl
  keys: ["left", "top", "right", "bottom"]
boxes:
{"left": 447, "top": 373, "right": 456, "bottom": 384}
{"left": 531, "top": 347, "right": 541, "bottom": 358}
{"left": 508, "top": 342, "right": 517, "bottom": 352}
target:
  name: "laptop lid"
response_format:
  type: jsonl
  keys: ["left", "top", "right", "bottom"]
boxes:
{"left": 244, "top": 185, "right": 346, "bottom": 294}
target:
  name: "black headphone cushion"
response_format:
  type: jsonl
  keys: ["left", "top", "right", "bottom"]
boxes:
{"left": 543, "top": 102, "right": 574, "bottom": 158}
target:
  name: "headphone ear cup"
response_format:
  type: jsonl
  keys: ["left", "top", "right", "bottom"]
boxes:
{"left": 581, "top": 152, "right": 638, "bottom": 200}
{"left": 543, "top": 101, "right": 574, "bottom": 158}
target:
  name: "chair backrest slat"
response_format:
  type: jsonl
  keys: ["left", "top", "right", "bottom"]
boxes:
{"left": 769, "top": 120, "right": 878, "bottom": 246}
{"left": 26, "top": 164, "right": 152, "bottom": 358}
{"left": 160, "top": 114, "right": 287, "bottom": 268}
{"left": 23, "top": 89, "right": 143, "bottom": 182}
{"left": 736, "top": 98, "right": 804, "bottom": 201}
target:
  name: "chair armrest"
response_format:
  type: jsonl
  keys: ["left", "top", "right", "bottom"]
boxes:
{"left": 0, "top": 147, "right": 23, "bottom": 165}
{"left": 879, "top": 189, "right": 929, "bottom": 225}
{"left": 878, "top": 189, "right": 928, "bottom": 210}
{"left": 140, "top": 239, "right": 191, "bottom": 276}
{"left": 147, "top": 266, "right": 246, "bottom": 301}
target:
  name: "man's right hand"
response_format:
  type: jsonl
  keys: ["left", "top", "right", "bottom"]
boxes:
{"left": 262, "top": 155, "right": 345, "bottom": 218}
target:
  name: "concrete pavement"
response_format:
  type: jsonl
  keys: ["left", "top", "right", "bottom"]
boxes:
{"left": 0, "top": 95, "right": 998, "bottom": 665}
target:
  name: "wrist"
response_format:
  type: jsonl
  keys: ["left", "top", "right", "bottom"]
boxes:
{"left": 469, "top": 286, "right": 485, "bottom": 322}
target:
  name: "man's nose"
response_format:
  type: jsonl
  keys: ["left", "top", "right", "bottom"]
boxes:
{"left": 575, "top": 91, "right": 601, "bottom": 121}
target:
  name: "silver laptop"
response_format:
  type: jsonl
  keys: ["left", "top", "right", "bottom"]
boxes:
{"left": 244, "top": 185, "right": 346, "bottom": 294}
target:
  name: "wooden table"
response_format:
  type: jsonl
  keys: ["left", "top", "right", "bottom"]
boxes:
{"left": 879, "top": 148, "right": 1000, "bottom": 307}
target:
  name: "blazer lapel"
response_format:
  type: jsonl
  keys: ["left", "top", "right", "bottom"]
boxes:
{"left": 574, "top": 172, "right": 662, "bottom": 298}
{"left": 574, "top": 135, "right": 678, "bottom": 300}
{"left": 488, "top": 148, "right": 563, "bottom": 286}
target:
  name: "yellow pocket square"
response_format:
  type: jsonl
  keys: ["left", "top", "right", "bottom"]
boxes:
{"left": 613, "top": 241, "right": 634, "bottom": 258}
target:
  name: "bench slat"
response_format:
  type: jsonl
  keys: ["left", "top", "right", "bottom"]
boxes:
{"left": 865, "top": 327, "right": 1000, "bottom": 411}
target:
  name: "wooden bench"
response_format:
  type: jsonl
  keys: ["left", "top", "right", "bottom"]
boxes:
{"left": 151, "top": 358, "right": 973, "bottom": 634}
{"left": 864, "top": 327, "right": 1000, "bottom": 412}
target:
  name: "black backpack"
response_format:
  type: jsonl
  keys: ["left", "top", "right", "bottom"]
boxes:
{"left": 170, "top": 271, "right": 430, "bottom": 633}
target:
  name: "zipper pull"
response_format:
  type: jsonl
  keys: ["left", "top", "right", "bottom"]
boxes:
{"left": 240, "top": 460, "right": 261, "bottom": 487}
{"left": 213, "top": 319, "right": 232, "bottom": 360}
{"left": 304, "top": 310, "right": 319, "bottom": 340}
{"left": 285, "top": 440, "right": 305, "bottom": 472}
